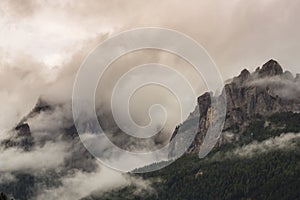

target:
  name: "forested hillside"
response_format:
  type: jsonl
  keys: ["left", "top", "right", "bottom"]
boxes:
{"left": 83, "top": 112, "right": 300, "bottom": 200}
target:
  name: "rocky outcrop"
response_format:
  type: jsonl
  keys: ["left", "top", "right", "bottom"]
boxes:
{"left": 257, "top": 59, "right": 283, "bottom": 78}
{"left": 2, "top": 123, "right": 34, "bottom": 151}
{"left": 1, "top": 97, "right": 98, "bottom": 172}
{"left": 1, "top": 98, "right": 53, "bottom": 151}
{"left": 171, "top": 60, "right": 300, "bottom": 153}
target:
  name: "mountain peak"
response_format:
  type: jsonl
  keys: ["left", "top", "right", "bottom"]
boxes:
{"left": 231, "top": 68, "right": 250, "bottom": 85}
{"left": 170, "top": 59, "right": 300, "bottom": 154}
{"left": 239, "top": 68, "right": 250, "bottom": 80}
{"left": 33, "top": 97, "right": 52, "bottom": 113}
{"left": 258, "top": 59, "right": 283, "bottom": 77}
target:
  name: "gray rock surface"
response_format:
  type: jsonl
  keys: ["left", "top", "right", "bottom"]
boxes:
{"left": 171, "top": 60, "right": 300, "bottom": 153}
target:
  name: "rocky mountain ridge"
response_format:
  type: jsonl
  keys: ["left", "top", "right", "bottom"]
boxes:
{"left": 4, "top": 60, "right": 300, "bottom": 156}
{"left": 172, "top": 59, "right": 300, "bottom": 153}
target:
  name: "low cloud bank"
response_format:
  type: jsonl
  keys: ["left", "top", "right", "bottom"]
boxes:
{"left": 212, "top": 133, "right": 300, "bottom": 161}
{"left": 0, "top": 141, "right": 69, "bottom": 172}
{"left": 36, "top": 164, "right": 152, "bottom": 200}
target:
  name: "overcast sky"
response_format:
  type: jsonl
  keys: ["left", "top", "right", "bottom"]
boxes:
{"left": 0, "top": 0, "right": 300, "bottom": 132}
{"left": 0, "top": 0, "right": 299, "bottom": 78}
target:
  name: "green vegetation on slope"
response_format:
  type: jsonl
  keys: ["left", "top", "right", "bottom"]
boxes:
{"left": 89, "top": 146, "right": 300, "bottom": 200}
{"left": 241, "top": 112, "right": 300, "bottom": 144}
{"left": 86, "top": 112, "right": 300, "bottom": 200}
{"left": 1, "top": 113, "right": 300, "bottom": 200}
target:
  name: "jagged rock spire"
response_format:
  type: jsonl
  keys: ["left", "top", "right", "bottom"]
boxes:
{"left": 258, "top": 59, "right": 283, "bottom": 78}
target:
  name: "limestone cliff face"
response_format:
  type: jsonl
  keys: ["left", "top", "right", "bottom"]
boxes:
{"left": 172, "top": 60, "right": 300, "bottom": 153}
